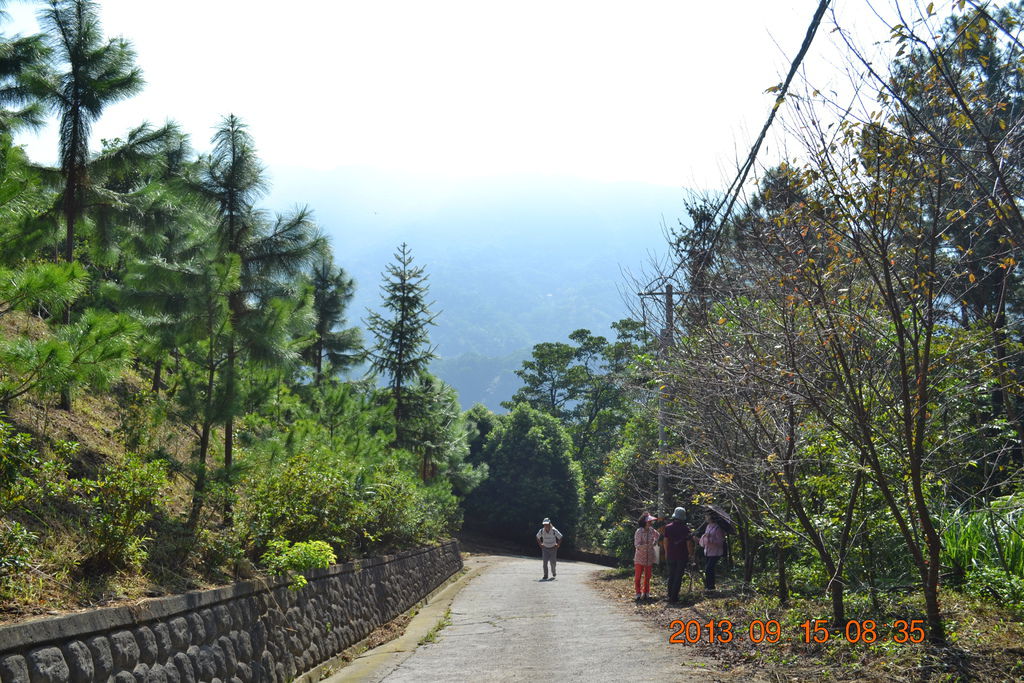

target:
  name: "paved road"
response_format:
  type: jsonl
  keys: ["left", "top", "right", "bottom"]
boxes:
{"left": 371, "top": 555, "right": 728, "bottom": 682}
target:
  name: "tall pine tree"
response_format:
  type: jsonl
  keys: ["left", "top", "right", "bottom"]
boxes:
{"left": 197, "top": 115, "right": 324, "bottom": 494}
{"left": 367, "top": 243, "right": 438, "bottom": 462}
{"left": 32, "top": 0, "right": 144, "bottom": 267}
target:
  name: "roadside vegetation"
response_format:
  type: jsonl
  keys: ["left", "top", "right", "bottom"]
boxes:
{"left": 467, "top": 2, "right": 1024, "bottom": 678}
{"left": 0, "top": 0, "right": 484, "bottom": 621}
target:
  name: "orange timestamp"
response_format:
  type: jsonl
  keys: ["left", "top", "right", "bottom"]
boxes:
{"left": 668, "top": 618, "right": 928, "bottom": 644}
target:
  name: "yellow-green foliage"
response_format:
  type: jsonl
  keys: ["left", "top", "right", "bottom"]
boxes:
{"left": 260, "top": 539, "right": 337, "bottom": 590}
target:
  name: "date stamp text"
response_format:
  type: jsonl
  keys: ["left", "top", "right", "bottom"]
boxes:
{"left": 667, "top": 619, "right": 928, "bottom": 644}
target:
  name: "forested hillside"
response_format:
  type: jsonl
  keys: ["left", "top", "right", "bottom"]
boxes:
{"left": 0, "top": 0, "right": 483, "bottom": 619}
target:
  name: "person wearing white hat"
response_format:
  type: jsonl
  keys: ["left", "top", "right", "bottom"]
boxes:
{"left": 536, "top": 517, "right": 562, "bottom": 580}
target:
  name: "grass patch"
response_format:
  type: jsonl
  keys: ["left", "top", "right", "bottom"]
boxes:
{"left": 419, "top": 608, "right": 452, "bottom": 645}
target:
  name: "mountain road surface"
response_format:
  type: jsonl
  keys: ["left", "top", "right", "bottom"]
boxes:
{"left": 329, "top": 554, "right": 759, "bottom": 682}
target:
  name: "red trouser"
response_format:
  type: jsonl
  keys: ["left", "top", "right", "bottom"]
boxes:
{"left": 634, "top": 563, "right": 652, "bottom": 594}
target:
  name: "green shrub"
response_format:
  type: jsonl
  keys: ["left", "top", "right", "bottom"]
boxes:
{"left": 463, "top": 404, "right": 583, "bottom": 545}
{"left": 0, "top": 422, "right": 54, "bottom": 515}
{"left": 236, "top": 451, "right": 460, "bottom": 561}
{"left": 195, "top": 525, "right": 244, "bottom": 574}
{"left": 260, "top": 539, "right": 337, "bottom": 589}
{"left": 236, "top": 452, "right": 365, "bottom": 557}
{"left": 963, "top": 565, "right": 1024, "bottom": 611}
{"left": 944, "top": 494, "right": 1024, "bottom": 580}
{"left": 602, "top": 520, "right": 637, "bottom": 563}
{"left": 0, "top": 519, "right": 36, "bottom": 595}
{"left": 70, "top": 453, "right": 167, "bottom": 570}
{"left": 0, "top": 425, "right": 38, "bottom": 492}
{"left": 363, "top": 463, "right": 460, "bottom": 551}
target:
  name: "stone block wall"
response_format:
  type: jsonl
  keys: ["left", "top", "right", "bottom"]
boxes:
{"left": 0, "top": 541, "right": 461, "bottom": 683}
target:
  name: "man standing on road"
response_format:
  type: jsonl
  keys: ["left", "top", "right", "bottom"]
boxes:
{"left": 663, "top": 507, "right": 694, "bottom": 603}
{"left": 536, "top": 517, "right": 562, "bottom": 581}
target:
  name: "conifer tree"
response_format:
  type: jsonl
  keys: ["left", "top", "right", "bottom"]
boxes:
{"left": 303, "top": 254, "right": 362, "bottom": 386}
{"left": 366, "top": 243, "right": 438, "bottom": 451}
{"left": 31, "top": 0, "right": 144, "bottom": 266}
{"left": 403, "top": 372, "right": 485, "bottom": 488}
{"left": 0, "top": 10, "right": 49, "bottom": 135}
{"left": 87, "top": 121, "right": 189, "bottom": 269}
{"left": 197, "top": 115, "right": 324, "bottom": 494}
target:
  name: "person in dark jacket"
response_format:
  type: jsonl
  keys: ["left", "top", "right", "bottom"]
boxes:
{"left": 662, "top": 507, "right": 695, "bottom": 602}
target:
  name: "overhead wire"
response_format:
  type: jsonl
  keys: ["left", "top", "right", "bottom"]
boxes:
{"left": 667, "top": 0, "right": 833, "bottom": 300}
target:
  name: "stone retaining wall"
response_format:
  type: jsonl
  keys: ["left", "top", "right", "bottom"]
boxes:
{"left": 0, "top": 541, "right": 461, "bottom": 683}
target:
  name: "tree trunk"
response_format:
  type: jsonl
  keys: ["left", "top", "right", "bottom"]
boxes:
{"left": 924, "top": 572, "right": 945, "bottom": 645}
{"left": 64, "top": 212, "right": 75, "bottom": 266}
{"left": 61, "top": 149, "right": 81, "bottom": 325}
{"left": 152, "top": 358, "right": 163, "bottom": 394}
{"left": 314, "top": 340, "right": 323, "bottom": 387}
{"left": 776, "top": 545, "right": 789, "bottom": 605}
{"left": 863, "top": 532, "right": 881, "bottom": 613}
{"left": 918, "top": 474, "right": 946, "bottom": 644}
{"left": 738, "top": 519, "right": 749, "bottom": 580}
{"left": 189, "top": 420, "right": 211, "bottom": 531}
{"left": 739, "top": 520, "right": 758, "bottom": 585}
{"left": 190, "top": 351, "right": 218, "bottom": 532}
{"left": 223, "top": 337, "right": 236, "bottom": 522}
{"left": 829, "top": 579, "right": 846, "bottom": 628}
{"left": 992, "top": 289, "right": 1024, "bottom": 467}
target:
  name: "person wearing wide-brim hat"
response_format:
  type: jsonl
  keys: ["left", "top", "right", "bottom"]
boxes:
{"left": 633, "top": 512, "right": 660, "bottom": 600}
{"left": 536, "top": 517, "right": 562, "bottom": 581}
{"left": 663, "top": 507, "right": 695, "bottom": 602}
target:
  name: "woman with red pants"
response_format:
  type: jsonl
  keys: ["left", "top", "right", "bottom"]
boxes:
{"left": 633, "top": 512, "right": 659, "bottom": 600}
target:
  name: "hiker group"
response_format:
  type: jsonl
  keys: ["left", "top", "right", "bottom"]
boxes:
{"left": 633, "top": 506, "right": 730, "bottom": 601}
{"left": 536, "top": 505, "right": 732, "bottom": 602}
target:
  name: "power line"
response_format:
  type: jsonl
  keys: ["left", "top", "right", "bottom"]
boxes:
{"left": 636, "top": 0, "right": 832, "bottom": 517}
{"left": 680, "top": 0, "right": 832, "bottom": 295}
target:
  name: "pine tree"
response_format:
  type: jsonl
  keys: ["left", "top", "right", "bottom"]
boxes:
{"left": 366, "top": 243, "right": 438, "bottom": 452}
{"left": 31, "top": 0, "right": 144, "bottom": 267}
{"left": 197, "top": 115, "right": 324, "bottom": 503}
{"left": 304, "top": 254, "right": 362, "bottom": 386}
{"left": 106, "top": 125, "right": 212, "bottom": 393}
{"left": 0, "top": 12, "right": 49, "bottom": 135}
{"left": 403, "top": 372, "right": 485, "bottom": 488}
{"left": 0, "top": 132, "right": 143, "bottom": 412}
{"left": 87, "top": 121, "right": 189, "bottom": 270}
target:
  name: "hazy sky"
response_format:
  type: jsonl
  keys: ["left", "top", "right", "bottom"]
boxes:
{"left": 4, "top": 0, "right": 891, "bottom": 191}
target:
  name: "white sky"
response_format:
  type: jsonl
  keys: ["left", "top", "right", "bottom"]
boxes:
{"left": 5, "top": 0, "right": 891, "bottom": 190}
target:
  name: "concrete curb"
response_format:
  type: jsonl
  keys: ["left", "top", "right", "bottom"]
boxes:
{"left": 316, "top": 559, "right": 488, "bottom": 682}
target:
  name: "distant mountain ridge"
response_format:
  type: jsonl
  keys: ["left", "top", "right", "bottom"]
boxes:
{"left": 267, "top": 167, "right": 684, "bottom": 410}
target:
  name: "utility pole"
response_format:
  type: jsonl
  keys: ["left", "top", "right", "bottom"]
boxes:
{"left": 639, "top": 282, "right": 675, "bottom": 519}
